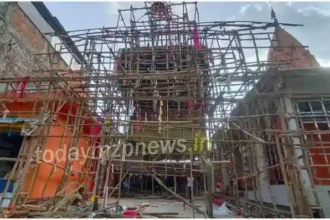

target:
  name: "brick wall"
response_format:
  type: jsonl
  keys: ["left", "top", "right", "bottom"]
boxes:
{"left": 9, "top": 6, "right": 46, "bottom": 52}
{"left": 0, "top": 2, "right": 67, "bottom": 79}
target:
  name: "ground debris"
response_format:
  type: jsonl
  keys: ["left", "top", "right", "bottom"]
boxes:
{"left": 0, "top": 187, "right": 123, "bottom": 218}
{"left": 146, "top": 171, "right": 208, "bottom": 218}
{"left": 141, "top": 212, "right": 179, "bottom": 217}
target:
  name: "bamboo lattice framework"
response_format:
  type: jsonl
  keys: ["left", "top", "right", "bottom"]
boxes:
{"left": 1, "top": 2, "right": 325, "bottom": 218}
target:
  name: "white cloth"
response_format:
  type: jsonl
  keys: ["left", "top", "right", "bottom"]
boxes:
{"left": 187, "top": 177, "right": 194, "bottom": 187}
{"left": 214, "top": 202, "right": 232, "bottom": 217}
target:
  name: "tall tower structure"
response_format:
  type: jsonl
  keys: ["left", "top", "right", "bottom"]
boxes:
{"left": 268, "top": 26, "right": 320, "bottom": 69}
{"left": 115, "top": 2, "right": 210, "bottom": 166}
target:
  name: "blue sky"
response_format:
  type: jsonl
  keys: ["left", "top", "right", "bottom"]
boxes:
{"left": 45, "top": 1, "right": 330, "bottom": 66}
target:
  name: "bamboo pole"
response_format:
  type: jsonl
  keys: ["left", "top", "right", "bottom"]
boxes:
{"left": 109, "top": 159, "right": 231, "bottom": 164}
{"left": 0, "top": 5, "right": 325, "bottom": 217}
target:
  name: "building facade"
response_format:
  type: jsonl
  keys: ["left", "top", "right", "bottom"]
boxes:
{"left": 213, "top": 26, "right": 330, "bottom": 217}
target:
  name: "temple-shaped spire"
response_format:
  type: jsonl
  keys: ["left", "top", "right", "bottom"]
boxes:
{"left": 270, "top": 6, "right": 279, "bottom": 27}
{"left": 267, "top": 26, "right": 320, "bottom": 69}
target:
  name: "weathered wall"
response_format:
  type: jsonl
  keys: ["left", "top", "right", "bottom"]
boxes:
{"left": 17, "top": 2, "right": 81, "bottom": 70}
{"left": 0, "top": 2, "right": 67, "bottom": 79}
{"left": 282, "top": 71, "right": 330, "bottom": 95}
{"left": 17, "top": 2, "right": 53, "bottom": 42}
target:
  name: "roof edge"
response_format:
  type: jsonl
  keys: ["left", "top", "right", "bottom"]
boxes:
{"left": 31, "top": 2, "right": 85, "bottom": 65}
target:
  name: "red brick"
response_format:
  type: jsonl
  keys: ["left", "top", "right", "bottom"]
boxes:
{"left": 9, "top": 6, "right": 68, "bottom": 70}
{"left": 9, "top": 7, "right": 46, "bottom": 52}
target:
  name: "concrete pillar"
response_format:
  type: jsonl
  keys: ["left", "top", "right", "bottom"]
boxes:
{"left": 255, "top": 143, "right": 268, "bottom": 202}
{"left": 283, "top": 98, "right": 317, "bottom": 206}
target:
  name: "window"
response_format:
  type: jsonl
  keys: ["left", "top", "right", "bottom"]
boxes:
{"left": 265, "top": 143, "right": 284, "bottom": 185}
{"left": 296, "top": 99, "right": 330, "bottom": 185}
{"left": 297, "top": 101, "right": 311, "bottom": 114}
{"left": 310, "top": 101, "right": 324, "bottom": 115}
{"left": 296, "top": 100, "right": 330, "bottom": 123}
{"left": 324, "top": 100, "right": 330, "bottom": 114}
{"left": 318, "top": 123, "right": 329, "bottom": 131}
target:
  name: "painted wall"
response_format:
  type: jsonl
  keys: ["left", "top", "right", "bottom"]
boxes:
{"left": 0, "top": 93, "right": 94, "bottom": 199}
{"left": 22, "top": 120, "right": 90, "bottom": 198}
{"left": 283, "top": 72, "right": 330, "bottom": 94}
{"left": 245, "top": 185, "right": 290, "bottom": 206}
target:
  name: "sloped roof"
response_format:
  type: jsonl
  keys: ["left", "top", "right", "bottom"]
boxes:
{"left": 31, "top": 2, "right": 85, "bottom": 65}
{"left": 267, "top": 26, "right": 320, "bottom": 69}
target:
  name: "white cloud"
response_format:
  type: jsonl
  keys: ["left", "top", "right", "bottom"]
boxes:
{"left": 239, "top": 3, "right": 263, "bottom": 16}
{"left": 317, "top": 58, "right": 330, "bottom": 67}
{"left": 220, "top": 2, "right": 330, "bottom": 72}
{"left": 172, "top": 2, "right": 196, "bottom": 20}
{"left": 297, "top": 7, "right": 330, "bottom": 17}
{"left": 254, "top": 4, "right": 263, "bottom": 11}
{"left": 266, "top": 2, "right": 272, "bottom": 8}
{"left": 106, "top": 2, "right": 146, "bottom": 26}
{"left": 239, "top": 4, "right": 252, "bottom": 15}
{"left": 108, "top": 2, "right": 121, "bottom": 16}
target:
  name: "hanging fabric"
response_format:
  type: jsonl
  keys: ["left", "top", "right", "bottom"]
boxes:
{"left": 116, "top": 58, "right": 121, "bottom": 71}
{"left": 188, "top": 100, "right": 193, "bottom": 111}
{"left": 193, "top": 24, "right": 202, "bottom": 50}
{"left": 15, "top": 77, "right": 29, "bottom": 98}
{"left": 90, "top": 124, "right": 101, "bottom": 135}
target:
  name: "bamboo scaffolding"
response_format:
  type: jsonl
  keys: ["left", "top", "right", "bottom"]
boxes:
{"left": 1, "top": 1, "right": 329, "bottom": 219}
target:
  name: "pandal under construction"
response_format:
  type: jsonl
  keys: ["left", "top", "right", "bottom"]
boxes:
{"left": 1, "top": 1, "right": 330, "bottom": 218}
